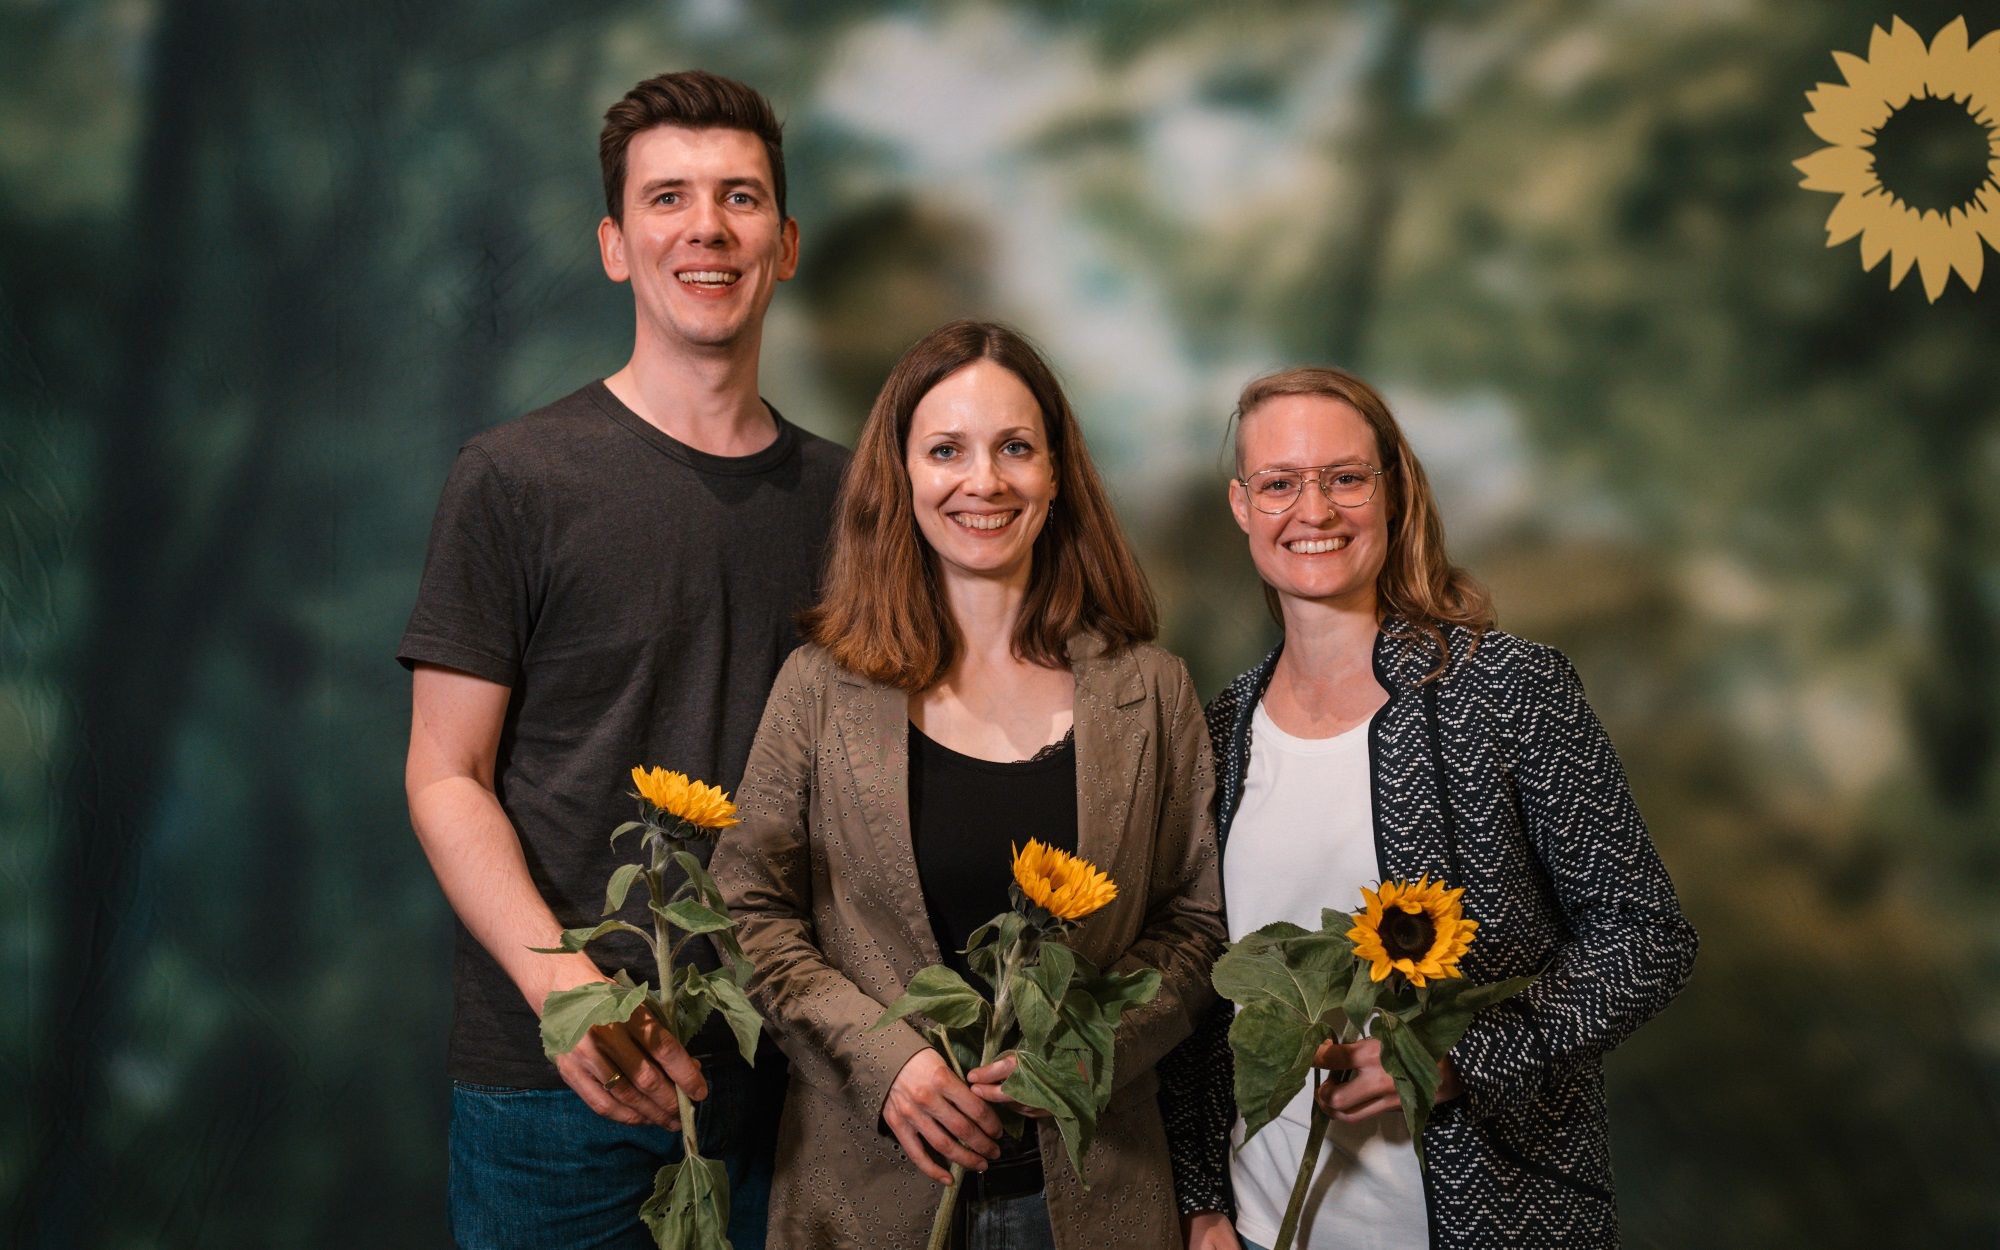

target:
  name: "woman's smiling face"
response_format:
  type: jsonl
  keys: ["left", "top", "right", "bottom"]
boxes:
{"left": 1230, "top": 393, "right": 1391, "bottom": 612}
{"left": 905, "top": 359, "right": 1058, "bottom": 585}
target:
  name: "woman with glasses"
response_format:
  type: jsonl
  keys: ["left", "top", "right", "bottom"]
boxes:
{"left": 713, "top": 321, "right": 1225, "bottom": 1249}
{"left": 1161, "top": 367, "right": 1696, "bottom": 1250}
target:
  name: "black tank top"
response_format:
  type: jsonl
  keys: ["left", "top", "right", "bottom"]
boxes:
{"left": 907, "top": 722, "right": 1079, "bottom": 988}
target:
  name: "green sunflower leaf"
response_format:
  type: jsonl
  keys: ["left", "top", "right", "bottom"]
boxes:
{"left": 670, "top": 849, "right": 727, "bottom": 910}
{"left": 656, "top": 898, "right": 734, "bottom": 936}
{"left": 698, "top": 966, "right": 764, "bottom": 1065}
{"left": 1211, "top": 919, "right": 1356, "bottom": 1141}
{"left": 639, "top": 1152, "right": 731, "bottom": 1249}
{"left": 604, "top": 863, "right": 646, "bottom": 916}
{"left": 1001, "top": 1048, "right": 1100, "bottom": 1183}
{"left": 528, "top": 918, "right": 654, "bottom": 956}
{"left": 871, "top": 965, "right": 990, "bottom": 1032}
{"left": 538, "top": 978, "right": 651, "bottom": 1058}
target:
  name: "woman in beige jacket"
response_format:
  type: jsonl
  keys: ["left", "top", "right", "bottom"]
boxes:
{"left": 712, "top": 320, "right": 1224, "bottom": 1249}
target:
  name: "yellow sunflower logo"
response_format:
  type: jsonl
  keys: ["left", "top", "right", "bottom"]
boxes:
{"left": 1346, "top": 875, "right": 1478, "bottom": 988}
{"left": 629, "top": 764, "right": 740, "bottom": 832}
{"left": 1796, "top": 16, "right": 2000, "bottom": 301}
{"left": 1011, "top": 839, "right": 1118, "bottom": 922}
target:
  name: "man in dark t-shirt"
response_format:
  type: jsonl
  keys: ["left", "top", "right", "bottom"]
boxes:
{"left": 400, "top": 71, "right": 847, "bottom": 1250}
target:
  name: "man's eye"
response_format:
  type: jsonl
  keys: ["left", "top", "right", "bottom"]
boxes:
{"left": 728, "top": 192, "right": 755, "bottom": 206}
{"left": 655, "top": 192, "right": 680, "bottom": 205}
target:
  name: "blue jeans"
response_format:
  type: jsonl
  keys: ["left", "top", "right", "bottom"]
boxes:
{"left": 448, "top": 1060, "right": 779, "bottom": 1250}
{"left": 961, "top": 1191, "right": 1057, "bottom": 1250}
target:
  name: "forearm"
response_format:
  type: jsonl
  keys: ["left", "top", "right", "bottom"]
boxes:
{"left": 734, "top": 920, "right": 932, "bottom": 1118}
{"left": 408, "top": 772, "right": 599, "bottom": 1011}
{"left": 1450, "top": 906, "right": 1697, "bottom": 1115}
{"left": 1108, "top": 901, "right": 1225, "bottom": 1092}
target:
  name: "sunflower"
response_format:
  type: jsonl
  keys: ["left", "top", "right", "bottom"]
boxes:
{"left": 1796, "top": 17, "right": 2000, "bottom": 301}
{"left": 629, "top": 764, "right": 740, "bottom": 832}
{"left": 1346, "top": 875, "right": 1478, "bottom": 988}
{"left": 1011, "top": 839, "right": 1118, "bottom": 922}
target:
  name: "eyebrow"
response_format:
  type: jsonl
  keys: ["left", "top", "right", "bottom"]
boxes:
{"left": 634, "top": 176, "right": 772, "bottom": 197}
{"left": 923, "top": 426, "right": 1040, "bottom": 440}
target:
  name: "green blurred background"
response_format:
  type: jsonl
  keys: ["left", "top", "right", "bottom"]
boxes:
{"left": 5, "top": 0, "right": 1997, "bottom": 1244}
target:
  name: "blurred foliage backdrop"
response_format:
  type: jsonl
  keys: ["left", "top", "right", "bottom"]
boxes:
{"left": 4, "top": 0, "right": 1998, "bottom": 1245}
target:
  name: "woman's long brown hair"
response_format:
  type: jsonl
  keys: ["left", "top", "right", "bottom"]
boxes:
{"left": 805, "top": 320, "right": 1157, "bottom": 690}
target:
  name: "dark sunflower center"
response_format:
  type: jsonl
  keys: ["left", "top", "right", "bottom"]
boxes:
{"left": 1381, "top": 907, "right": 1437, "bottom": 962}
{"left": 1870, "top": 94, "right": 1996, "bottom": 214}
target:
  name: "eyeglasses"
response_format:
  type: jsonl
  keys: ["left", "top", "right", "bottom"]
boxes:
{"left": 1236, "top": 462, "right": 1385, "bottom": 514}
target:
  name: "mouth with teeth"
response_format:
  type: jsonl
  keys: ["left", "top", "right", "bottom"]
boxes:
{"left": 676, "top": 269, "right": 740, "bottom": 289}
{"left": 950, "top": 510, "right": 1020, "bottom": 532}
{"left": 1286, "top": 535, "right": 1351, "bottom": 555}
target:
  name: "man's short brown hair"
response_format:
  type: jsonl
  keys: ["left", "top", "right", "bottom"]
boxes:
{"left": 599, "top": 70, "right": 786, "bottom": 222}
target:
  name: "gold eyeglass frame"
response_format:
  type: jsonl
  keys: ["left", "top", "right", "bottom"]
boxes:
{"left": 1235, "top": 462, "right": 1386, "bottom": 514}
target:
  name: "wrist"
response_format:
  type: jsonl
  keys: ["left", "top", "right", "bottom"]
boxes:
{"left": 521, "top": 952, "right": 606, "bottom": 1015}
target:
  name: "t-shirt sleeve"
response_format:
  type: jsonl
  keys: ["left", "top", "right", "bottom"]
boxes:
{"left": 396, "top": 443, "right": 533, "bottom": 686}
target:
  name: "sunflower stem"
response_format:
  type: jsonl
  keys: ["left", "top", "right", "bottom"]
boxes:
{"left": 646, "top": 831, "right": 701, "bottom": 1159}
{"left": 925, "top": 928, "right": 1032, "bottom": 1250}
{"left": 1274, "top": 1082, "right": 1331, "bottom": 1250}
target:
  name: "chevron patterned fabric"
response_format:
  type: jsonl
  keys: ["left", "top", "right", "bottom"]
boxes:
{"left": 1158, "top": 620, "right": 1698, "bottom": 1248}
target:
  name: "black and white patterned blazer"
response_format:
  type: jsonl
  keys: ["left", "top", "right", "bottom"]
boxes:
{"left": 1157, "top": 621, "right": 1697, "bottom": 1248}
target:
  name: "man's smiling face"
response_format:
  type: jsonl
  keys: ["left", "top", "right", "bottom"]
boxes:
{"left": 598, "top": 125, "right": 798, "bottom": 352}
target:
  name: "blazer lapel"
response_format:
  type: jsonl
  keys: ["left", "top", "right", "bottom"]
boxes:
{"left": 1068, "top": 635, "right": 1151, "bottom": 967}
{"left": 831, "top": 670, "right": 942, "bottom": 967}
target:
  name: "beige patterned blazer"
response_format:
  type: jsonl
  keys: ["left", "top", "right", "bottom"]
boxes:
{"left": 712, "top": 635, "right": 1224, "bottom": 1249}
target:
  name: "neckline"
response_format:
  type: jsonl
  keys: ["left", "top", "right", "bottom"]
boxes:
{"left": 1251, "top": 698, "right": 1374, "bottom": 755}
{"left": 908, "top": 721, "right": 1076, "bottom": 773}
{"left": 584, "top": 379, "right": 800, "bottom": 476}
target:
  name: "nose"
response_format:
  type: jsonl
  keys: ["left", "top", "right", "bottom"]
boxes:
{"left": 1293, "top": 473, "right": 1335, "bottom": 523}
{"left": 684, "top": 197, "right": 729, "bottom": 248}
{"left": 963, "top": 450, "right": 1005, "bottom": 496}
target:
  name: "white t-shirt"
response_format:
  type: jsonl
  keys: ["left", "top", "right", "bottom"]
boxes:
{"left": 1223, "top": 701, "right": 1430, "bottom": 1250}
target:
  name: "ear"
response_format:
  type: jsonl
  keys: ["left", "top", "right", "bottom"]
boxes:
{"left": 598, "top": 215, "right": 629, "bottom": 283}
{"left": 1228, "top": 477, "right": 1252, "bottom": 534}
{"left": 775, "top": 217, "right": 800, "bottom": 281}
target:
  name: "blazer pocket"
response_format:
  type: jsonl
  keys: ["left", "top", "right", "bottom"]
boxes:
{"left": 1484, "top": 1127, "right": 1615, "bottom": 1203}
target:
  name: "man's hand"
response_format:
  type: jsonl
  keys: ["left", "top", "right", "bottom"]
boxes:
{"left": 964, "top": 1053, "right": 1052, "bottom": 1120}
{"left": 545, "top": 989, "right": 707, "bottom": 1129}
{"left": 1182, "top": 1211, "right": 1244, "bottom": 1250}
{"left": 1312, "top": 1037, "right": 1462, "bottom": 1123}
{"left": 882, "top": 1049, "right": 1004, "bottom": 1184}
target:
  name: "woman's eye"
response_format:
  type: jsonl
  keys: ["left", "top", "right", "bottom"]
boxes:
{"left": 1004, "top": 440, "right": 1033, "bottom": 456}
{"left": 929, "top": 445, "right": 959, "bottom": 460}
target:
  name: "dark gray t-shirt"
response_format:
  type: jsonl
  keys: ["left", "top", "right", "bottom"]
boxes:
{"left": 399, "top": 380, "right": 848, "bottom": 1087}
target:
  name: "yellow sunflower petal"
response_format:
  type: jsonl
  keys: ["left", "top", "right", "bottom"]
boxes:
{"left": 1803, "top": 81, "right": 1894, "bottom": 147}
{"left": 1964, "top": 30, "right": 2000, "bottom": 118}
{"left": 1923, "top": 16, "right": 1971, "bottom": 99}
{"left": 1874, "top": 18, "right": 1930, "bottom": 89}
{"left": 1936, "top": 208, "right": 1984, "bottom": 298}
{"left": 1966, "top": 187, "right": 2000, "bottom": 251}
{"left": 1795, "top": 144, "right": 1878, "bottom": 193}
{"left": 1011, "top": 839, "right": 1117, "bottom": 921}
